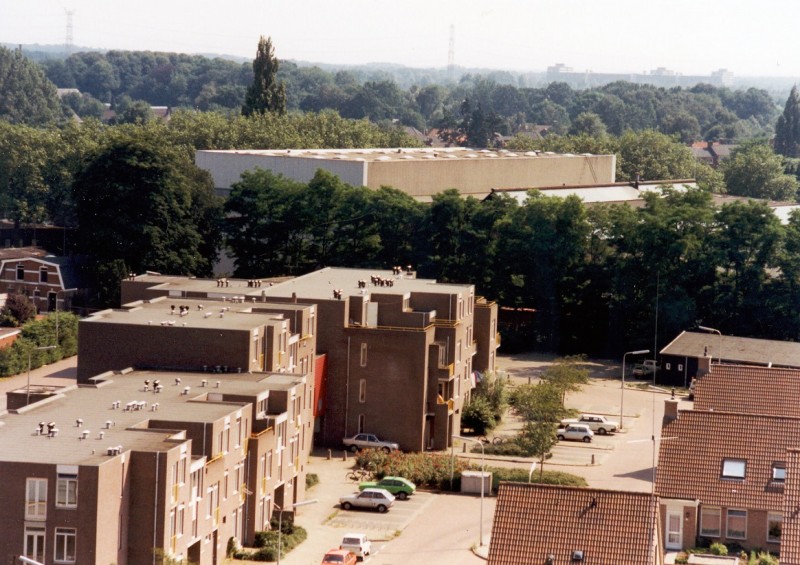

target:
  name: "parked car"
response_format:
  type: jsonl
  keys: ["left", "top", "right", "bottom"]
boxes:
{"left": 632, "top": 360, "right": 660, "bottom": 379}
{"left": 556, "top": 423, "right": 594, "bottom": 443}
{"left": 339, "top": 487, "right": 395, "bottom": 512}
{"left": 342, "top": 433, "right": 399, "bottom": 453}
{"left": 340, "top": 532, "right": 371, "bottom": 559}
{"left": 322, "top": 549, "right": 357, "bottom": 565}
{"left": 359, "top": 476, "right": 416, "bottom": 500}
{"left": 560, "top": 414, "right": 619, "bottom": 435}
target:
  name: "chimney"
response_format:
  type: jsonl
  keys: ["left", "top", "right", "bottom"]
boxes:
{"left": 663, "top": 399, "right": 679, "bottom": 425}
{"left": 697, "top": 354, "right": 711, "bottom": 378}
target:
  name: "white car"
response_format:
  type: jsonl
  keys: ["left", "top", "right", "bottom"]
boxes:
{"left": 560, "top": 414, "right": 619, "bottom": 435}
{"left": 340, "top": 488, "right": 395, "bottom": 512}
{"left": 340, "top": 532, "right": 371, "bottom": 559}
{"left": 342, "top": 433, "right": 399, "bottom": 453}
{"left": 556, "top": 423, "right": 594, "bottom": 443}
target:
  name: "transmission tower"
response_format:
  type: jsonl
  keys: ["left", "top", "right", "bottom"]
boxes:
{"left": 64, "top": 9, "right": 75, "bottom": 55}
{"left": 448, "top": 24, "right": 455, "bottom": 77}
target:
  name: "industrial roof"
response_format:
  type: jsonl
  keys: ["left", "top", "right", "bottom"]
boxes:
{"left": 660, "top": 330, "right": 800, "bottom": 368}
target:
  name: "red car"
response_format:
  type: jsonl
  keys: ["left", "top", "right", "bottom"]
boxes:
{"left": 322, "top": 549, "right": 357, "bottom": 565}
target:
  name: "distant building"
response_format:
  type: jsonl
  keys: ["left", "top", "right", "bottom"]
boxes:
{"left": 546, "top": 63, "right": 733, "bottom": 88}
{"left": 0, "top": 249, "right": 84, "bottom": 313}
{"left": 120, "top": 267, "right": 500, "bottom": 452}
{"left": 195, "top": 147, "right": 616, "bottom": 201}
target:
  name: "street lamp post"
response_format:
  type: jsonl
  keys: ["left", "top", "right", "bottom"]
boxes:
{"left": 697, "top": 326, "right": 722, "bottom": 365}
{"left": 54, "top": 288, "right": 77, "bottom": 346}
{"left": 620, "top": 349, "right": 649, "bottom": 431}
{"left": 453, "top": 435, "right": 486, "bottom": 547}
{"left": 275, "top": 498, "right": 317, "bottom": 565}
{"left": 26, "top": 345, "right": 57, "bottom": 406}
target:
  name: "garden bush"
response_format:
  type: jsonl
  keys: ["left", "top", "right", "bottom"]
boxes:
{"left": 305, "top": 472, "right": 319, "bottom": 489}
{"left": 237, "top": 523, "right": 307, "bottom": 561}
{"left": 709, "top": 542, "right": 728, "bottom": 556}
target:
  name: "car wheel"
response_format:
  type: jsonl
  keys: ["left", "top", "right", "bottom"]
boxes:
{"left": 382, "top": 446, "right": 391, "bottom": 453}
{"left": 582, "top": 436, "right": 591, "bottom": 443}
{"left": 397, "top": 492, "right": 408, "bottom": 501}
{"left": 342, "top": 502, "right": 352, "bottom": 510}
{"left": 349, "top": 444, "right": 359, "bottom": 453}
{"left": 598, "top": 428, "right": 607, "bottom": 435}
{"left": 377, "top": 504, "right": 388, "bottom": 513}
{"left": 557, "top": 435, "right": 565, "bottom": 441}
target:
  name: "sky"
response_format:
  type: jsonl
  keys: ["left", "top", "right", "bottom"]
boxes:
{"left": 1, "top": 0, "right": 798, "bottom": 78}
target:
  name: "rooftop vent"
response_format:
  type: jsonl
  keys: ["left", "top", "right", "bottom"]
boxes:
{"left": 75, "top": 418, "right": 83, "bottom": 427}
{"left": 572, "top": 551, "right": 584, "bottom": 562}
{"left": 175, "top": 377, "right": 181, "bottom": 386}
{"left": 182, "top": 386, "right": 190, "bottom": 395}
{"left": 106, "top": 420, "right": 113, "bottom": 429}
{"left": 80, "top": 430, "right": 90, "bottom": 440}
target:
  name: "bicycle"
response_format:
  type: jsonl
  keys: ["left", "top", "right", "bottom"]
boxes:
{"left": 346, "top": 464, "right": 375, "bottom": 483}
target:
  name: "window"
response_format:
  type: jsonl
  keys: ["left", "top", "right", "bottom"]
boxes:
{"left": 359, "top": 379, "right": 366, "bottom": 403}
{"left": 57, "top": 473, "right": 78, "bottom": 508}
{"left": 54, "top": 527, "right": 76, "bottom": 562}
{"left": 665, "top": 362, "right": 671, "bottom": 370}
{"left": 24, "top": 525, "right": 45, "bottom": 562}
{"left": 456, "top": 340, "right": 462, "bottom": 363}
{"left": 360, "top": 343, "right": 368, "bottom": 367}
{"left": 40, "top": 267, "right": 48, "bottom": 283}
{"left": 768, "top": 512, "right": 782, "bottom": 543}
{"left": 358, "top": 414, "right": 365, "bottom": 433}
{"left": 721, "top": 459, "right": 746, "bottom": 479}
{"left": 16, "top": 264, "right": 24, "bottom": 280}
{"left": 700, "top": 507, "right": 721, "bottom": 537}
{"left": 26, "top": 478, "right": 47, "bottom": 520}
{"left": 726, "top": 509, "right": 747, "bottom": 539}
{"left": 773, "top": 462, "right": 786, "bottom": 482}
{"left": 678, "top": 364, "right": 684, "bottom": 371}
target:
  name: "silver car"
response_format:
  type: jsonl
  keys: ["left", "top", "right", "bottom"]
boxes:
{"left": 342, "top": 433, "right": 399, "bottom": 453}
{"left": 339, "top": 488, "right": 395, "bottom": 513}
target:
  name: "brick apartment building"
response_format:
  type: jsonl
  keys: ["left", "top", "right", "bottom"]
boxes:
{"left": 120, "top": 267, "right": 500, "bottom": 451}
{"left": 1, "top": 368, "right": 312, "bottom": 565}
{"left": 0, "top": 248, "right": 82, "bottom": 313}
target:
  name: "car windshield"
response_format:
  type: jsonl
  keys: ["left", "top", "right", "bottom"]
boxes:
{"left": 324, "top": 556, "right": 344, "bottom": 563}
{"left": 342, "top": 538, "right": 361, "bottom": 544}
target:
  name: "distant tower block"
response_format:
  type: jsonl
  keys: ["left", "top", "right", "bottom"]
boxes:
{"left": 65, "top": 9, "right": 75, "bottom": 56}
{"left": 448, "top": 24, "right": 455, "bottom": 77}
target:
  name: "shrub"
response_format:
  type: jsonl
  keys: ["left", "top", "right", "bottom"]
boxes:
{"left": 709, "top": 542, "right": 728, "bottom": 556}
{"left": 1, "top": 294, "right": 37, "bottom": 326}
{"left": 489, "top": 467, "right": 587, "bottom": 492}
{"left": 305, "top": 472, "right": 319, "bottom": 489}
{"left": 241, "top": 524, "right": 307, "bottom": 561}
{"left": 749, "top": 551, "right": 778, "bottom": 565}
{"left": 461, "top": 396, "right": 496, "bottom": 435}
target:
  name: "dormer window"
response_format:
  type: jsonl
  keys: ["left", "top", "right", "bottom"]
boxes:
{"left": 722, "top": 458, "right": 746, "bottom": 479}
{"left": 16, "top": 264, "right": 24, "bottom": 280}
{"left": 772, "top": 463, "right": 786, "bottom": 482}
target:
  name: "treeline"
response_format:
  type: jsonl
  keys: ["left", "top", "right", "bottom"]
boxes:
{"left": 37, "top": 49, "right": 779, "bottom": 143}
{"left": 225, "top": 171, "right": 800, "bottom": 357}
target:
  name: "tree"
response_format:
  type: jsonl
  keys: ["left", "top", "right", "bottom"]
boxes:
{"left": 722, "top": 142, "right": 799, "bottom": 201}
{"left": 0, "top": 46, "right": 64, "bottom": 125}
{"left": 774, "top": 85, "right": 800, "bottom": 157}
{"left": 568, "top": 112, "right": 607, "bottom": 137}
{"left": 242, "top": 36, "right": 286, "bottom": 116}
{"left": 509, "top": 382, "right": 564, "bottom": 476}
{"left": 1, "top": 294, "right": 37, "bottom": 326}
{"left": 540, "top": 355, "right": 590, "bottom": 405}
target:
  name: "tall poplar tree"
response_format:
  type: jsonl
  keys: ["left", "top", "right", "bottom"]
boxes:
{"left": 242, "top": 36, "right": 286, "bottom": 116}
{"left": 775, "top": 85, "right": 800, "bottom": 157}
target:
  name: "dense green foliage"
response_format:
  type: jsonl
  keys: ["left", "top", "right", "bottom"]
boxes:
{"left": 38, "top": 49, "right": 778, "bottom": 143}
{"left": 0, "top": 313, "right": 79, "bottom": 377}
{"left": 235, "top": 520, "right": 307, "bottom": 561}
{"left": 775, "top": 86, "right": 800, "bottom": 158}
{"left": 0, "top": 46, "right": 64, "bottom": 125}
{"left": 1, "top": 294, "right": 37, "bottom": 326}
{"left": 242, "top": 36, "right": 286, "bottom": 116}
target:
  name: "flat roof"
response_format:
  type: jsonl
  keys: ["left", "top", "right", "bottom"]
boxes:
{"left": 130, "top": 268, "right": 473, "bottom": 302}
{"left": 0, "top": 369, "right": 301, "bottom": 465}
{"left": 661, "top": 330, "right": 800, "bottom": 367}
{"left": 197, "top": 147, "right": 611, "bottom": 163}
{"left": 84, "top": 297, "right": 291, "bottom": 331}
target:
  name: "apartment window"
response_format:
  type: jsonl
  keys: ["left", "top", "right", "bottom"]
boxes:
{"left": 359, "top": 379, "right": 366, "bottom": 403}
{"left": 360, "top": 343, "right": 368, "bottom": 367}
{"left": 54, "top": 528, "right": 77, "bottom": 563}
{"left": 678, "top": 364, "right": 684, "bottom": 371}
{"left": 24, "top": 525, "right": 45, "bottom": 562}
{"left": 665, "top": 362, "right": 671, "bottom": 370}
{"left": 16, "top": 264, "right": 24, "bottom": 280}
{"left": 722, "top": 459, "right": 746, "bottom": 479}
{"left": 773, "top": 462, "right": 786, "bottom": 482}
{"left": 40, "top": 267, "right": 48, "bottom": 283}
{"left": 190, "top": 469, "right": 203, "bottom": 500}
{"left": 456, "top": 340, "right": 462, "bottom": 363}
{"left": 26, "top": 478, "right": 48, "bottom": 520}
{"left": 56, "top": 473, "right": 78, "bottom": 508}
{"left": 768, "top": 512, "right": 783, "bottom": 543}
{"left": 358, "top": 414, "right": 366, "bottom": 433}
{"left": 727, "top": 509, "right": 747, "bottom": 540}
{"left": 266, "top": 450, "right": 273, "bottom": 479}
{"left": 700, "top": 507, "right": 721, "bottom": 537}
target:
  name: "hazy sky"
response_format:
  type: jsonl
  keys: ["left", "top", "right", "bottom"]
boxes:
{"left": 1, "top": 0, "right": 797, "bottom": 77}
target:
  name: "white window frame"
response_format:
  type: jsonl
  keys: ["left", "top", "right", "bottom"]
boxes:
{"left": 700, "top": 506, "right": 721, "bottom": 537}
{"left": 56, "top": 474, "right": 78, "bottom": 508}
{"left": 726, "top": 508, "right": 747, "bottom": 540}
{"left": 768, "top": 512, "right": 782, "bottom": 543}
{"left": 25, "top": 525, "right": 46, "bottom": 562}
{"left": 360, "top": 343, "right": 368, "bottom": 367}
{"left": 26, "top": 478, "right": 48, "bottom": 520}
{"left": 54, "top": 527, "right": 77, "bottom": 563}
{"left": 772, "top": 463, "right": 786, "bottom": 482}
{"left": 721, "top": 458, "right": 746, "bottom": 479}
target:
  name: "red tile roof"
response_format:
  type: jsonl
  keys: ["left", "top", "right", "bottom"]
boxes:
{"left": 694, "top": 364, "right": 800, "bottom": 417}
{"left": 488, "top": 482, "right": 660, "bottom": 565}
{"left": 656, "top": 410, "right": 793, "bottom": 510}
{"left": 781, "top": 449, "right": 800, "bottom": 564}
